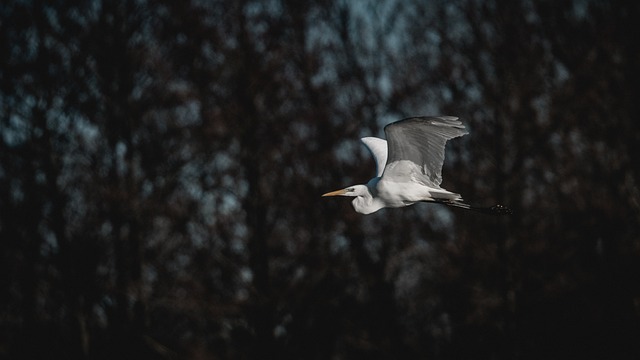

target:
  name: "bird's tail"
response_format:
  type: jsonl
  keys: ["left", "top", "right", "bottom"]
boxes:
{"left": 438, "top": 200, "right": 513, "bottom": 215}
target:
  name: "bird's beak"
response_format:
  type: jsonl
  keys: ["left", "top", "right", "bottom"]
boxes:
{"left": 322, "top": 189, "right": 347, "bottom": 197}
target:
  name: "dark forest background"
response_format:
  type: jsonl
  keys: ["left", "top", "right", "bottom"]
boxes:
{"left": 2, "top": 0, "right": 639, "bottom": 359}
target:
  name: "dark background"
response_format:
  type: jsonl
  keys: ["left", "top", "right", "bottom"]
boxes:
{"left": 2, "top": 0, "right": 639, "bottom": 359}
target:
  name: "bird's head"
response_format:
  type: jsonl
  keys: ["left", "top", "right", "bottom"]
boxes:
{"left": 322, "top": 184, "right": 382, "bottom": 214}
{"left": 321, "top": 184, "right": 369, "bottom": 198}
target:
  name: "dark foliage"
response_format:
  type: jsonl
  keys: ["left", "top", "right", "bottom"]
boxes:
{"left": 1, "top": 0, "right": 639, "bottom": 359}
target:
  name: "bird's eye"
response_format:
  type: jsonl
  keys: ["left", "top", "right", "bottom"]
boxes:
{"left": 347, "top": 188, "right": 354, "bottom": 192}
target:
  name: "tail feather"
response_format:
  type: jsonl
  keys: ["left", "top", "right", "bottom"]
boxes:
{"left": 437, "top": 200, "right": 513, "bottom": 215}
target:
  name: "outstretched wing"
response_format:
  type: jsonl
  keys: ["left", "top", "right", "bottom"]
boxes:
{"left": 361, "top": 137, "right": 388, "bottom": 178}
{"left": 382, "top": 116, "right": 468, "bottom": 187}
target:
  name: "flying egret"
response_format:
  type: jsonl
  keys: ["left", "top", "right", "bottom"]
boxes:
{"left": 322, "top": 116, "right": 512, "bottom": 215}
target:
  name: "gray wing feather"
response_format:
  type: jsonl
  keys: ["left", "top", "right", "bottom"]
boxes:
{"left": 382, "top": 116, "right": 468, "bottom": 186}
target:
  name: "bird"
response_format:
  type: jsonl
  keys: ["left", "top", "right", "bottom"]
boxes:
{"left": 322, "top": 116, "right": 512, "bottom": 215}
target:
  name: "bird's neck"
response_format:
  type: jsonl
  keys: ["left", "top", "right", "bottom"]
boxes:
{"left": 352, "top": 185, "right": 385, "bottom": 214}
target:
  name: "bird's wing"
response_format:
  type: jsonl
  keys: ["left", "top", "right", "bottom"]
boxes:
{"left": 382, "top": 116, "right": 468, "bottom": 187}
{"left": 361, "top": 137, "right": 388, "bottom": 178}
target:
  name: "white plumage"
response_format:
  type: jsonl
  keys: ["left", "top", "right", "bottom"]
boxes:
{"left": 323, "top": 116, "right": 511, "bottom": 215}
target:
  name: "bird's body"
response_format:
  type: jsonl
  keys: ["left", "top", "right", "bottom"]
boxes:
{"left": 323, "top": 116, "right": 511, "bottom": 215}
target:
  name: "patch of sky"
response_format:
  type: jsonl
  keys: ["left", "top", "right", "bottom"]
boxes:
{"left": 67, "top": 115, "right": 101, "bottom": 163}
{"left": 242, "top": 0, "right": 283, "bottom": 53}
{"left": 333, "top": 138, "right": 361, "bottom": 170}
{"left": 187, "top": 221, "right": 208, "bottom": 248}
{"left": 306, "top": 27, "right": 340, "bottom": 88}
{"left": 330, "top": 234, "right": 349, "bottom": 255}
{"left": 39, "top": 224, "right": 59, "bottom": 258}
{"left": 4, "top": 114, "right": 30, "bottom": 147}
{"left": 99, "top": 221, "right": 113, "bottom": 239}
{"left": 129, "top": 72, "right": 154, "bottom": 103}
{"left": 179, "top": 161, "right": 206, "bottom": 200}
{"left": 334, "top": 86, "right": 365, "bottom": 114}
{"left": 198, "top": 192, "right": 217, "bottom": 226}
{"left": 215, "top": 153, "right": 248, "bottom": 194}
{"left": 63, "top": 188, "right": 90, "bottom": 235}
{"left": 66, "top": 2, "right": 98, "bottom": 28}
{"left": 430, "top": 206, "right": 455, "bottom": 234}
{"left": 239, "top": 266, "right": 253, "bottom": 284}
{"left": 230, "top": 228, "right": 247, "bottom": 254}
{"left": 290, "top": 121, "right": 313, "bottom": 144}
{"left": 174, "top": 99, "right": 202, "bottom": 127}
{"left": 568, "top": 129, "right": 586, "bottom": 155}
{"left": 142, "top": 264, "right": 158, "bottom": 297}
{"left": 115, "top": 141, "right": 128, "bottom": 177}
{"left": 553, "top": 60, "right": 570, "bottom": 84}
{"left": 201, "top": 41, "right": 226, "bottom": 69}
{"left": 443, "top": 2, "right": 473, "bottom": 43}
{"left": 363, "top": 231, "right": 383, "bottom": 262}
{"left": 16, "top": 27, "right": 39, "bottom": 62}
{"left": 174, "top": 252, "right": 191, "bottom": 272}
{"left": 209, "top": 151, "right": 234, "bottom": 174}
{"left": 572, "top": 0, "right": 589, "bottom": 20}
{"left": 532, "top": 95, "right": 550, "bottom": 125}
{"left": 522, "top": 0, "right": 539, "bottom": 24}
{"left": 220, "top": 187, "right": 244, "bottom": 215}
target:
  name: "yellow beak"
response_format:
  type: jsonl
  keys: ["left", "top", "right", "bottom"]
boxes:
{"left": 322, "top": 189, "right": 347, "bottom": 197}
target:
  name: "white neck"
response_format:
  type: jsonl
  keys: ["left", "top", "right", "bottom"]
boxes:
{"left": 351, "top": 185, "right": 385, "bottom": 214}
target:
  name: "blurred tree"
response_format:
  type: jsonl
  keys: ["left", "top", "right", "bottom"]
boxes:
{"left": 1, "top": 0, "right": 639, "bottom": 359}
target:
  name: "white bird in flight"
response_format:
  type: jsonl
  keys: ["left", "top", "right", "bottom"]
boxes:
{"left": 322, "top": 116, "right": 511, "bottom": 215}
